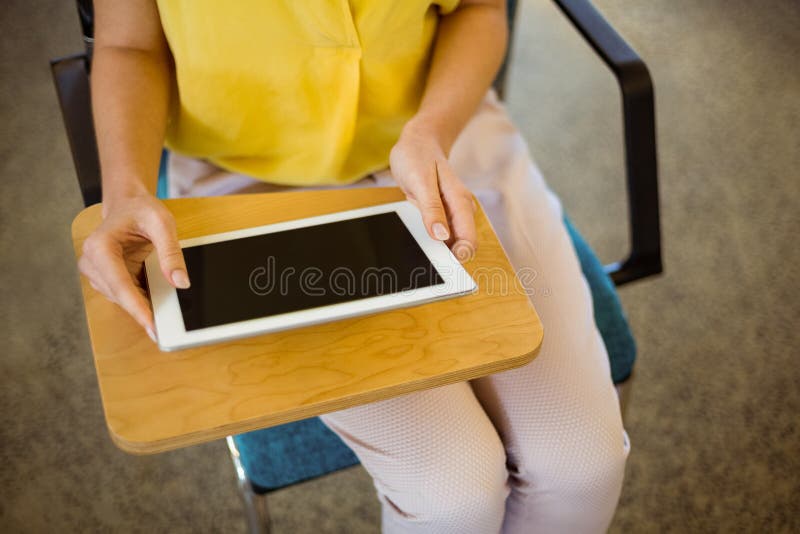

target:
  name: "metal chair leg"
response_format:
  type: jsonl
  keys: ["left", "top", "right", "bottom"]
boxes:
{"left": 226, "top": 436, "right": 272, "bottom": 534}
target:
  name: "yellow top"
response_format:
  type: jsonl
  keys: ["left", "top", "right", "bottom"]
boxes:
{"left": 156, "top": 0, "right": 459, "bottom": 186}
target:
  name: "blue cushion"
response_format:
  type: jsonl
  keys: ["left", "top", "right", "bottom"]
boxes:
{"left": 159, "top": 155, "right": 636, "bottom": 490}
{"left": 234, "top": 419, "right": 359, "bottom": 493}
{"left": 563, "top": 217, "right": 637, "bottom": 384}
{"left": 156, "top": 150, "right": 169, "bottom": 200}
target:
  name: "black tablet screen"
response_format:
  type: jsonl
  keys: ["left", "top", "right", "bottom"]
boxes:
{"left": 176, "top": 212, "right": 444, "bottom": 331}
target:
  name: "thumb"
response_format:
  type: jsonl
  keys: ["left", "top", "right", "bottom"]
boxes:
{"left": 410, "top": 171, "right": 450, "bottom": 242}
{"left": 142, "top": 211, "right": 190, "bottom": 289}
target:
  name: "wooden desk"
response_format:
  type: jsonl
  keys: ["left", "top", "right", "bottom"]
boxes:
{"left": 72, "top": 188, "right": 543, "bottom": 454}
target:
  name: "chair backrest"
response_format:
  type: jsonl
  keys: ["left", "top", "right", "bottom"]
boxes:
{"left": 77, "top": 0, "right": 94, "bottom": 51}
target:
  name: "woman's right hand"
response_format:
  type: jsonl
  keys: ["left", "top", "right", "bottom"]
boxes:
{"left": 78, "top": 193, "right": 189, "bottom": 342}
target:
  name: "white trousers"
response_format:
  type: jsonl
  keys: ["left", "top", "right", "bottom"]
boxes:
{"left": 169, "top": 92, "right": 630, "bottom": 533}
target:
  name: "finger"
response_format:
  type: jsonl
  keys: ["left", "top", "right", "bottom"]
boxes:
{"left": 141, "top": 209, "right": 190, "bottom": 289}
{"left": 78, "top": 254, "right": 114, "bottom": 299}
{"left": 405, "top": 166, "right": 450, "bottom": 242}
{"left": 88, "top": 236, "right": 157, "bottom": 339}
{"left": 437, "top": 162, "right": 478, "bottom": 262}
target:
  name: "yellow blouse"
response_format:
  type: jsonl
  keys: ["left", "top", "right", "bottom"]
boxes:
{"left": 156, "top": 0, "right": 459, "bottom": 185}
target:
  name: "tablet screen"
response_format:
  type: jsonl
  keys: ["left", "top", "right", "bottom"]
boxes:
{"left": 176, "top": 212, "right": 444, "bottom": 331}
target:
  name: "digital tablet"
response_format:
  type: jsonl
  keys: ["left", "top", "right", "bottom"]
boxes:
{"left": 145, "top": 201, "right": 477, "bottom": 351}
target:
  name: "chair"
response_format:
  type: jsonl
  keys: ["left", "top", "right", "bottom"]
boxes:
{"left": 51, "top": 0, "right": 661, "bottom": 531}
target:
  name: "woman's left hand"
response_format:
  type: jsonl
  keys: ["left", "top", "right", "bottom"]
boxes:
{"left": 389, "top": 122, "right": 477, "bottom": 262}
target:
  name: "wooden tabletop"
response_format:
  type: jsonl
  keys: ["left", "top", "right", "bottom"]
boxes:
{"left": 71, "top": 188, "right": 543, "bottom": 454}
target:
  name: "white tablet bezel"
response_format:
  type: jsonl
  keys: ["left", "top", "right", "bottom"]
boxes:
{"left": 145, "top": 201, "right": 477, "bottom": 351}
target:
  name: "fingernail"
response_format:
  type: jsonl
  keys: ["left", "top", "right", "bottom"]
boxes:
{"left": 146, "top": 327, "right": 157, "bottom": 343}
{"left": 172, "top": 270, "right": 190, "bottom": 289}
{"left": 432, "top": 222, "right": 449, "bottom": 241}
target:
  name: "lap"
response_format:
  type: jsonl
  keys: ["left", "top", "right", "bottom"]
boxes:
{"left": 167, "top": 90, "right": 625, "bottom": 468}
{"left": 321, "top": 94, "right": 626, "bottom": 481}
{"left": 447, "top": 92, "right": 625, "bottom": 476}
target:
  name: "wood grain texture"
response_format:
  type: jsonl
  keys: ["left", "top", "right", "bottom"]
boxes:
{"left": 71, "top": 188, "right": 543, "bottom": 454}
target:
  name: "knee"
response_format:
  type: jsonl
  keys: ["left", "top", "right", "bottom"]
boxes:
{"left": 381, "top": 432, "right": 509, "bottom": 532}
{"left": 568, "top": 430, "right": 628, "bottom": 499}
{"left": 516, "top": 419, "right": 629, "bottom": 502}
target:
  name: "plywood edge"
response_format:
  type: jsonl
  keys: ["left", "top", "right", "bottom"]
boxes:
{"left": 71, "top": 203, "right": 103, "bottom": 247}
{"left": 107, "top": 330, "right": 543, "bottom": 455}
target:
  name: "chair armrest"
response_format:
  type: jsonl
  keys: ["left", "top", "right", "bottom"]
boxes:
{"left": 553, "top": 0, "right": 663, "bottom": 286}
{"left": 50, "top": 53, "right": 101, "bottom": 207}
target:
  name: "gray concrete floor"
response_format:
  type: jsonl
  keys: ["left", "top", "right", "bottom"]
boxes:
{"left": 2, "top": 0, "right": 798, "bottom": 532}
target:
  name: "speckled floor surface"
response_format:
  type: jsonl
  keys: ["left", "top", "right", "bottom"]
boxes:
{"left": 1, "top": 0, "right": 798, "bottom": 532}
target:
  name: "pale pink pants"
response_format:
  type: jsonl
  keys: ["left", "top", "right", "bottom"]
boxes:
{"left": 169, "top": 92, "right": 630, "bottom": 533}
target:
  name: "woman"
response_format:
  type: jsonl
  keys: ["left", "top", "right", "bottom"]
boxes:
{"left": 79, "top": 1, "right": 629, "bottom": 532}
